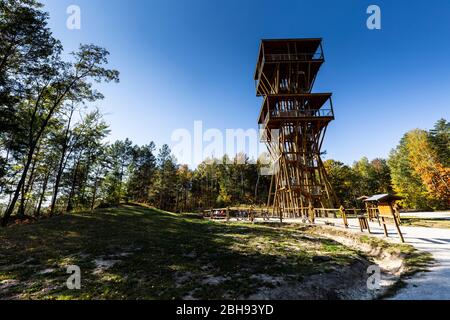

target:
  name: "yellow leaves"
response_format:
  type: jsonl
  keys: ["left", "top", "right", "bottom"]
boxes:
{"left": 405, "top": 129, "right": 450, "bottom": 203}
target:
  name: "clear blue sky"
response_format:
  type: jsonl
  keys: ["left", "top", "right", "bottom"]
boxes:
{"left": 42, "top": 0, "right": 449, "bottom": 166}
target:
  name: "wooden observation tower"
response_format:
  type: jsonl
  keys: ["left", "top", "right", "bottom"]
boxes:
{"left": 255, "top": 38, "right": 338, "bottom": 219}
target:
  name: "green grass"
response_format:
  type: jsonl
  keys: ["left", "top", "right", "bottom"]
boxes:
{"left": 0, "top": 204, "right": 366, "bottom": 300}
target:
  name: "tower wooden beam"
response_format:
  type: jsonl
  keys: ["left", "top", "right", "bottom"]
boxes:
{"left": 254, "top": 38, "right": 338, "bottom": 219}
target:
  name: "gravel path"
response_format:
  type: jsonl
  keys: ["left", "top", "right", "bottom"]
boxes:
{"left": 401, "top": 211, "right": 450, "bottom": 220}
{"left": 232, "top": 213, "right": 450, "bottom": 299}
{"left": 313, "top": 216, "right": 450, "bottom": 300}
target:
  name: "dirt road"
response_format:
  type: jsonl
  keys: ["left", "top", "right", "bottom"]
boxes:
{"left": 315, "top": 217, "right": 450, "bottom": 300}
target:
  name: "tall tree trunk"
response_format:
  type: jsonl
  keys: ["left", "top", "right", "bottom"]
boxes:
{"left": 80, "top": 150, "right": 94, "bottom": 206}
{"left": 175, "top": 191, "right": 180, "bottom": 212}
{"left": 66, "top": 158, "right": 81, "bottom": 213}
{"left": 1, "top": 146, "right": 35, "bottom": 226}
{"left": 90, "top": 176, "right": 99, "bottom": 213}
{"left": 2, "top": 83, "right": 73, "bottom": 226}
{"left": 50, "top": 157, "right": 67, "bottom": 215}
{"left": 184, "top": 187, "right": 188, "bottom": 212}
{"left": 255, "top": 172, "right": 260, "bottom": 203}
{"left": 18, "top": 179, "right": 26, "bottom": 218}
{"left": 50, "top": 107, "right": 74, "bottom": 215}
{"left": 0, "top": 148, "right": 10, "bottom": 194}
{"left": 35, "top": 171, "right": 50, "bottom": 217}
{"left": 18, "top": 145, "right": 40, "bottom": 216}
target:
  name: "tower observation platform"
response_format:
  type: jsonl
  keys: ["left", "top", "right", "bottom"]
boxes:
{"left": 255, "top": 38, "right": 338, "bottom": 219}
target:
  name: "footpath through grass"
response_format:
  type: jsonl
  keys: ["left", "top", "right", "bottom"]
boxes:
{"left": 1, "top": 204, "right": 368, "bottom": 300}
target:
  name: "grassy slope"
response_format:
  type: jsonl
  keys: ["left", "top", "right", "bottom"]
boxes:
{"left": 0, "top": 204, "right": 364, "bottom": 300}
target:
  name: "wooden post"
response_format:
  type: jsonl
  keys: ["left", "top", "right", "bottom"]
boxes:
{"left": 378, "top": 202, "right": 405, "bottom": 243}
{"left": 394, "top": 219, "right": 405, "bottom": 242}
{"left": 365, "top": 202, "right": 373, "bottom": 221}
{"left": 391, "top": 210, "right": 405, "bottom": 243}
{"left": 393, "top": 202, "right": 402, "bottom": 226}
{"left": 381, "top": 217, "right": 389, "bottom": 237}
{"left": 340, "top": 205, "right": 348, "bottom": 228}
{"left": 308, "top": 202, "right": 315, "bottom": 224}
{"left": 357, "top": 215, "right": 371, "bottom": 234}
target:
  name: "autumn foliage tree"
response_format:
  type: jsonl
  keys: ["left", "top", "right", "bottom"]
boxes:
{"left": 388, "top": 119, "right": 450, "bottom": 210}
{"left": 405, "top": 129, "right": 450, "bottom": 205}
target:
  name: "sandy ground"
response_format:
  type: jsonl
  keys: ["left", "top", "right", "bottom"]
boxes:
{"left": 223, "top": 214, "right": 450, "bottom": 299}
{"left": 308, "top": 216, "right": 450, "bottom": 300}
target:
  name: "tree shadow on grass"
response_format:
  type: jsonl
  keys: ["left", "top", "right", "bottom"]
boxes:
{"left": 0, "top": 205, "right": 366, "bottom": 300}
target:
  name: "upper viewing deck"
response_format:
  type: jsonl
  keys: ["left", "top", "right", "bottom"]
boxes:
{"left": 254, "top": 38, "right": 325, "bottom": 96}
{"left": 258, "top": 93, "right": 335, "bottom": 128}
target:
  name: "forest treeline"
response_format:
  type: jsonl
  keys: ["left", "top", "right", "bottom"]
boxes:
{"left": 325, "top": 118, "right": 449, "bottom": 210}
{"left": 1, "top": 1, "right": 449, "bottom": 227}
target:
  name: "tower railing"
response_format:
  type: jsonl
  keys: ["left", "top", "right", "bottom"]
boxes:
{"left": 263, "top": 108, "right": 334, "bottom": 127}
{"left": 255, "top": 51, "right": 323, "bottom": 91}
{"left": 265, "top": 52, "right": 324, "bottom": 62}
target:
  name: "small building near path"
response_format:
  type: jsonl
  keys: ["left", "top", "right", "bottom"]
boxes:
{"left": 364, "top": 194, "right": 405, "bottom": 243}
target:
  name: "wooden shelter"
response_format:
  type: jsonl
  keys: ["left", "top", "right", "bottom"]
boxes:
{"left": 357, "top": 195, "right": 378, "bottom": 221}
{"left": 255, "top": 39, "right": 338, "bottom": 220}
{"left": 364, "top": 194, "right": 405, "bottom": 243}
